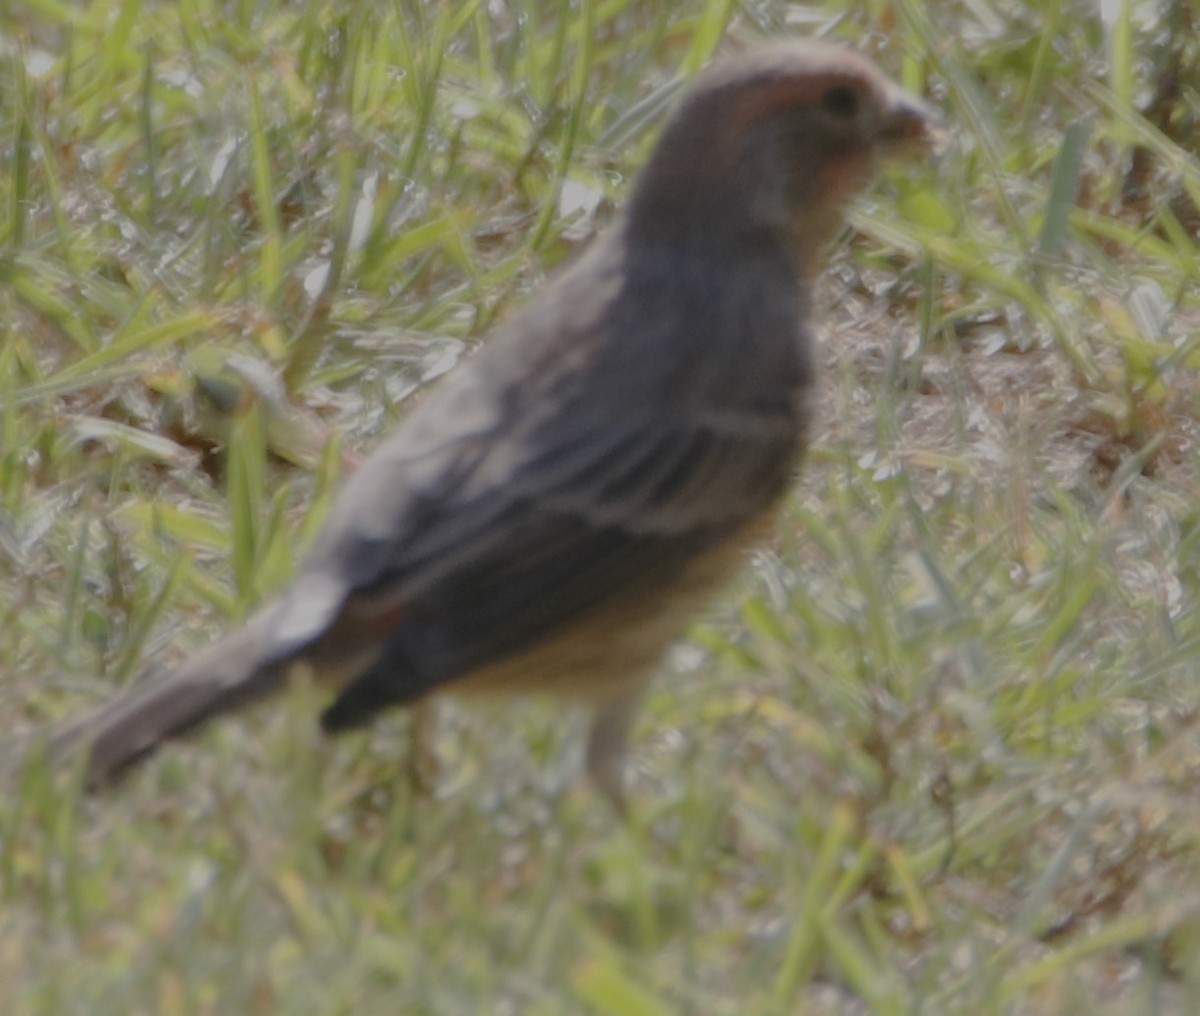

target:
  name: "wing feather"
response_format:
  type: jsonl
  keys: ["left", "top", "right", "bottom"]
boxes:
{"left": 275, "top": 233, "right": 811, "bottom": 691}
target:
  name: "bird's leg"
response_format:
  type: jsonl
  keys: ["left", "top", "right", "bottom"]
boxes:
{"left": 406, "top": 699, "right": 439, "bottom": 795}
{"left": 585, "top": 693, "right": 643, "bottom": 815}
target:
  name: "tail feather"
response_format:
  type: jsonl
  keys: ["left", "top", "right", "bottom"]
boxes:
{"left": 50, "top": 608, "right": 289, "bottom": 788}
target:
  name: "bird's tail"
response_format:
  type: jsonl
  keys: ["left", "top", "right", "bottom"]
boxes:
{"left": 43, "top": 607, "right": 290, "bottom": 788}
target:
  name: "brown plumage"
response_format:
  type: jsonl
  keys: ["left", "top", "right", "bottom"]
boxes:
{"left": 48, "top": 40, "right": 935, "bottom": 807}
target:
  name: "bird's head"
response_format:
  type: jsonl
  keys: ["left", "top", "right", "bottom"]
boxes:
{"left": 628, "top": 40, "right": 938, "bottom": 264}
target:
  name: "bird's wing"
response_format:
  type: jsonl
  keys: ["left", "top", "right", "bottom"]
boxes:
{"left": 292, "top": 372, "right": 805, "bottom": 688}
{"left": 271, "top": 239, "right": 810, "bottom": 684}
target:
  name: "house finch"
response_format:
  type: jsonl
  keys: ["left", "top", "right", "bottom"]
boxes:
{"left": 50, "top": 39, "right": 935, "bottom": 807}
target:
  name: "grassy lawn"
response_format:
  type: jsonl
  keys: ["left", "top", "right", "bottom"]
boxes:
{"left": 3, "top": 0, "right": 1200, "bottom": 1012}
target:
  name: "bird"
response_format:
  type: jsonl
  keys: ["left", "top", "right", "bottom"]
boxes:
{"left": 44, "top": 39, "right": 935, "bottom": 809}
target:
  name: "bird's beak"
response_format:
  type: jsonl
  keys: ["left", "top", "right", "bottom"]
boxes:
{"left": 877, "top": 84, "right": 943, "bottom": 152}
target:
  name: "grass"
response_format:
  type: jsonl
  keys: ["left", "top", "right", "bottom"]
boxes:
{"left": 3, "top": 0, "right": 1200, "bottom": 1012}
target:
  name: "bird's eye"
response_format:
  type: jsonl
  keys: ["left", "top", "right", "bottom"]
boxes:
{"left": 822, "top": 86, "right": 859, "bottom": 119}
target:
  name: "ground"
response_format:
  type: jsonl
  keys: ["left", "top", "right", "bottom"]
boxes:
{"left": 2, "top": 0, "right": 1200, "bottom": 1013}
